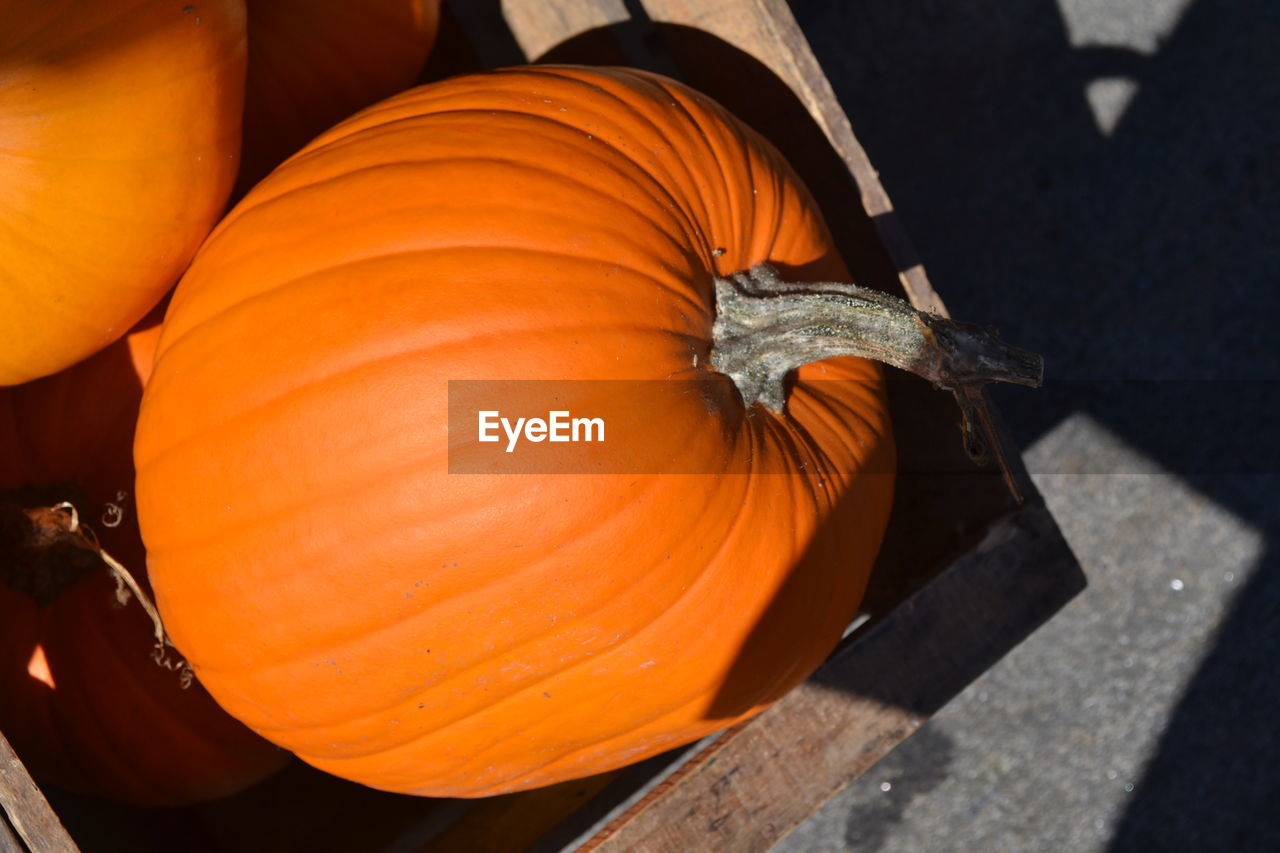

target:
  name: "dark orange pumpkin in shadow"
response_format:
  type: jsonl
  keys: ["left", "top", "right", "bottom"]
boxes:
{"left": 0, "top": 310, "right": 288, "bottom": 805}
{"left": 236, "top": 0, "right": 442, "bottom": 196}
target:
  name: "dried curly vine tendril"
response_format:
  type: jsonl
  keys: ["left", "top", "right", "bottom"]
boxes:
{"left": 711, "top": 264, "right": 1044, "bottom": 501}
{"left": 0, "top": 498, "right": 194, "bottom": 688}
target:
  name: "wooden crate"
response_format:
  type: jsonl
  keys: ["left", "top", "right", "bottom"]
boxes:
{"left": 0, "top": 2, "right": 1084, "bottom": 851}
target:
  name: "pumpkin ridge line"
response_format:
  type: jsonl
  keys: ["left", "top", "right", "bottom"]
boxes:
{"left": 621, "top": 71, "right": 735, "bottom": 250}
{"left": 147, "top": 441, "right": 451, "bottom": 562}
{"left": 310, "top": 67, "right": 627, "bottom": 150}
{"left": 158, "top": 239, "right": 515, "bottom": 357}
{"left": 595, "top": 68, "right": 809, "bottom": 283}
{"left": 458, "top": 691, "right": 715, "bottom": 797}
{"left": 231, "top": 136, "right": 703, "bottom": 271}
{"left": 166, "top": 167, "right": 708, "bottom": 354}
{"left": 770, "top": 376, "right": 879, "bottom": 498}
{"left": 261, "top": 78, "right": 714, "bottom": 258}
{"left": 186, "top": 465, "right": 688, "bottom": 686}
{"left": 682, "top": 91, "right": 752, "bottom": 265}
{"left": 307, "top": 426, "right": 777, "bottom": 779}
{"left": 281, "top": 454, "right": 763, "bottom": 762}
{"left": 479, "top": 66, "right": 721, "bottom": 257}
{"left": 326, "top": 688, "right": 713, "bottom": 798}
{"left": 140, "top": 315, "right": 682, "bottom": 490}
{"left": 727, "top": 420, "right": 878, "bottom": 713}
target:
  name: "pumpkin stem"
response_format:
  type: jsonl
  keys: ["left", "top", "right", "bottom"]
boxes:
{"left": 0, "top": 493, "right": 193, "bottom": 688}
{"left": 710, "top": 264, "right": 1043, "bottom": 498}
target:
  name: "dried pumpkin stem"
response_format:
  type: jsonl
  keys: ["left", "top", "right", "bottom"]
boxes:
{"left": 710, "top": 264, "right": 1043, "bottom": 496}
{"left": 0, "top": 496, "right": 193, "bottom": 688}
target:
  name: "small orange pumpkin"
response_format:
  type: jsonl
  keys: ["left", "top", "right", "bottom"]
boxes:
{"left": 236, "top": 0, "right": 442, "bottom": 195}
{"left": 0, "top": 0, "right": 247, "bottom": 385}
{"left": 136, "top": 66, "right": 896, "bottom": 797}
{"left": 0, "top": 310, "right": 287, "bottom": 805}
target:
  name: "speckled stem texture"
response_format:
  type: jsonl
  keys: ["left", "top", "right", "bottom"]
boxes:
{"left": 711, "top": 264, "right": 1043, "bottom": 491}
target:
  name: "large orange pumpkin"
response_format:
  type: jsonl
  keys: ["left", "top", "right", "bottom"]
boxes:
{"left": 0, "top": 0, "right": 247, "bottom": 386}
{"left": 0, "top": 310, "right": 287, "bottom": 805}
{"left": 134, "top": 66, "right": 897, "bottom": 797}
{"left": 236, "top": 0, "right": 442, "bottom": 195}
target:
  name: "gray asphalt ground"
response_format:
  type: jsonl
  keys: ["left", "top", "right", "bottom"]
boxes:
{"left": 778, "top": 1, "right": 1280, "bottom": 850}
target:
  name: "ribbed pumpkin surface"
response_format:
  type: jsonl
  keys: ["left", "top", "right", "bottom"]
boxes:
{"left": 135, "top": 66, "right": 895, "bottom": 796}
{"left": 0, "top": 0, "right": 246, "bottom": 385}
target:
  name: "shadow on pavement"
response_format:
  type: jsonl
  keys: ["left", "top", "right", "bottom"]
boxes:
{"left": 790, "top": 0, "right": 1279, "bottom": 847}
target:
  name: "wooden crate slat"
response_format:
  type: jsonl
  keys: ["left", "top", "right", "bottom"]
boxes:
{"left": 499, "top": 0, "right": 630, "bottom": 60}
{"left": 0, "top": 732, "right": 77, "bottom": 853}
{"left": 4, "top": 810, "right": 26, "bottom": 853}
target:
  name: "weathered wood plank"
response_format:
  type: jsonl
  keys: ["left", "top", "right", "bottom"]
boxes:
{"left": 3, "top": 810, "right": 26, "bottom": 853}
{"left": 499, "top": 0, "right": 628, "bottom": 59}
{"left": 0, "top": 731, "right": 77, "bottom": 853}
